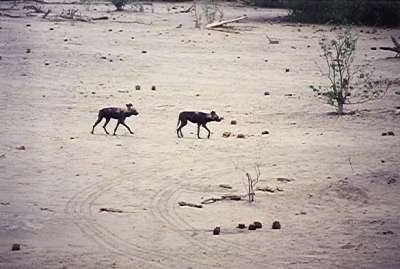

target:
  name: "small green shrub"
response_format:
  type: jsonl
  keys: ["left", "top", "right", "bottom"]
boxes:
{"left": 310, "top": 29, "right": 391, "bottom": 115}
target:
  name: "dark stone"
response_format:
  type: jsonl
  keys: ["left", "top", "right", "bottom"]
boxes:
{"left": 387, "top": 131, "right": 395, "bottom": 136}
{"left": 285, "top": 68, "right": 290, "bottom": 72}
{"left": 261, "top": 130, "right": 269, "bottom": 135}
{"left": 248, "top": 224, "right": 256, "bottom": 230}
{"left": 151, "top": 85, "right": 156, "bottom": 91}
{"left": 135, "top": 85, "right": 141, "bottom": 91}
{"left": 264, "top": 91, "right": 270, "bottom": 95}
{"left": 213, "top": 227, "right": 220, "bottom": 235}
{"left": 272, "top": 221, "right": 281, "bottom": 229}
{"left": 230, "top": 120, "right": 237, "bottom": 125}
{"left": 254, "top": 221, "right": 262, "bottom": 229}
{"left": 11, "top": 244, "right": 20, "bottom": 251}
{"left": 237, "top": 223, "right": 246, "bottom": 229}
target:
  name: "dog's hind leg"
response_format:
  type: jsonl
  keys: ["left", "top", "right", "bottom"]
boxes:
{"left": 177, "top": 119, "right": 187, "bottom": 138}
{"left": 91, "top": 116, "right": 103, "bottom": 134}
{"left": 202, "top": 124, "right": 211, "bottom": 138}
{"left": 102, "top": 117, "right": 111, "bottom": 135}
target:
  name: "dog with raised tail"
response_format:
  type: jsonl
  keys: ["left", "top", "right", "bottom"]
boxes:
{"left": 176, "top": 111, "right": 223, "bottom": 139}
{"left": 91, "top": 103, "right": 139, "bottom": 135}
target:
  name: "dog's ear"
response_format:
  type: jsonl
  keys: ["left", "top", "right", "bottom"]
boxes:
{"left": 126, "top": 103, "right": 133, "bottom": 108}
{"left": 211, "top": 111, "right": 216, "bottom": 115}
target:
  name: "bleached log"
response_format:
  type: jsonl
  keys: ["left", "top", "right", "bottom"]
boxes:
{"left": 205, "top": 15, "right": 247, "bottom": 29}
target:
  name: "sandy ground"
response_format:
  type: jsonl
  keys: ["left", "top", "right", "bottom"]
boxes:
{"left": 0, "top": 1, "right": 400, "bottom": 268}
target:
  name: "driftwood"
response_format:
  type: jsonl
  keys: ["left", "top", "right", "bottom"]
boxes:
{"left": 0, "top": 12, "right": 22, "bottom": 18}
{"left": 201, "top": 194, "right": 243, "bottom": 204}
{"left": 92, "top": 16, "right": 109, "bottom": 21}
{"left": 205, "top": 15, "right": 247, "bottom": 29}
{"left": 178, "top": 201, "right": 203, "bottom": 208}
{"left": 380, "top": 36, "right": 400, "bottom": 57}
{"left": 266, "top": 34, "right": 279, "bottom": 44}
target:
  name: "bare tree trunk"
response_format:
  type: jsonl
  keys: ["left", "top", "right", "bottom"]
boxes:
{"left": 337, "top": 102, "right": 344, "bottom": 115}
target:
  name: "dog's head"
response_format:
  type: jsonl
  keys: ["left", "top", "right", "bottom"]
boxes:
{"left": 126, "top": 104, "right": 139, "bottom": 116}
{"left": 210, "top": 111, "right": 223, "bottom": 122}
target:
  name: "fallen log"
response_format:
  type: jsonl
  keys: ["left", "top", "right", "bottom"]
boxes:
{"left": 178, "top": 201, "right": 203, "bottom": 208}
{"left": 205, "top": 15, "right": 247, "bottom": 29}
{"left": 0, "top": 12, "right": 22, "bottom": 18}
{"left": 380, "top": 36, "right": 400, "bottom": 57}
{"left": 92, "top": 16, "right": 109, "bottom": 21}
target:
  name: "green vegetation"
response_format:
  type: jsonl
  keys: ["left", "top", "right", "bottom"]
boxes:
{"left": 251, "top": 0, "right": 400, "bottom": 26}
{"left": 310, "top": 30, "right": 391, "bottom": 115}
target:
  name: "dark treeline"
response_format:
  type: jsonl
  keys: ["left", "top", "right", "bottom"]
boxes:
{"left": 251, "top": 0, "right": 400, "bottom": 26}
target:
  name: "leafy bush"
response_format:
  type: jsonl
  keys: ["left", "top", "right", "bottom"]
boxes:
{"left": 310, "top": 29, "right": 391, "bottom": 115}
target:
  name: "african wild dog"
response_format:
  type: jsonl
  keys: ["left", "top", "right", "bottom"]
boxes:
{"left": 176, "top": 111, "right": 223, "bottom": 139}
{"left": 91, "top": 103, "right": 139, "bottom": 135}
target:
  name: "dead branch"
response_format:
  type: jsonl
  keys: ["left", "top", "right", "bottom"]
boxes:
{"left": 205, "top": 15, "right": 247, "bottom": 29}
{"left": 23, "top": 0, "right": 80, "bottom": 4}
{"left": 92, "top": 16, "right": 108, "bottom": 21}
{"left": 0, "top": 12, "right": 23, "bottom": 18}
{"left": 266, "top": 34, "right": 279, "bottom": 44}
{"left": 42, "top": 8, "right": 51, "bottom": 18}
{"left": 201, "top": 194, "right": 244, "bottom": 204}
{"left": 23, "top": 5, "right": 44, "bottom": 13}
{"left": 379, "top": 36, "right": 400, "bottom": 57}
{"left": 178, "top": 201, "right": 203, "bottom": 208}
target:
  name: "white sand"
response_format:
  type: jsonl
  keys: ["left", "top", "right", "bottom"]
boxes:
{"left": 0, "top": 2, "right": 399, "bottom": 268}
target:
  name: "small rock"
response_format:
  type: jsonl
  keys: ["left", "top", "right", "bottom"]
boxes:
{"left": 248, "top": 224, "right": 256, "bottom": 230}
{"left": 394, "top": 91, "right": 400, "bottom": 95}
{"left": 264, "top": 91, "right": 270, "bottom": 96}
{"left": 16, "top": 146, "right": 26, "bottom": 150}
{"left": 370, "top": 47, "right": 377, "bottom": 50}
{"left": 381, "top": 132, "right": 387, "bottom": 136}
{"left": 195, "top": 93, "right": 200, "bottom": 97}
{"left": 64, "top": 38, "right": 68, "bottom": 42}
{"left": 11, "top": 244, "right": 20, "bottom": 251}
{"left": 100, "top": 56, "right": 107, "bottom": 60}
{"left": 91, "top": 91, "right": 96, "bottom": 94}
{"left": 285, "top": 93, "right": 294, "bottom": 97}
{"left": 108, "top": 29, "right": 112, "bottom": 31}
{"left": 49, "top": 28, "right": 54, "bottom": 31}
{"left": 141, "top": 50, "right": 147, "bottom": 54}
{"left": 135, "top": 85, "right": 141, "bottom": 91}
{"left": 261, "top": 130, "right": 269, "bottom": 135}
{"left": 264, "top": 59, "right": 268, "bottom": 62}
{"left": 285, "top": 68, "right": 290, "bottom": 72}
{"left": 230, "top": 120, "right": 237, "bottom": 125}
{"left": 26, "top": 49, "right": 31, "bottom": 53}
{"left": 237, "top": 134, "right": 245, "bottom": 139}
{"left": 272, "top": 221, "right": 281, "bottom": 229}
{"left": 237, "top": 224, "right": 246, "bottom": 229}
{"left": 26, "top": 24, "right": 31, "bottom": 27}
{"left": 253, "top": 221, "right": 262, "bottom": 229}
{"left": 219, "top": 184, "right": 232, "bottom": 189}
{"left": 151, "top": 85, "right": 156, "bottom": 91}
{"left": 222, "top": 131, "right": 231, "bottom": 138}
{"left": 387, "top": 131, "right": 395, "bottom": 136}
{"left": 213, "top": 227, "right": 220, "bottom": 235}
{"left": 44, "top": 62, "right": 49, "bottom": 66}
